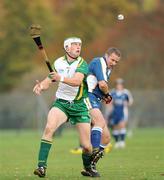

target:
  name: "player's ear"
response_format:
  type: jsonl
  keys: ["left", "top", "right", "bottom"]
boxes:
{"left": 105, "top": 53, "right": 109, "bottom": 59}
{"left": 65, "top": 46, "right": 70, "bottom": 52}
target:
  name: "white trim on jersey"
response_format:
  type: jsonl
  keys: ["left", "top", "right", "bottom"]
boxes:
{"left": 100, "top": 57, "right": 108, "bottom": 81}
{"left": 84, "top": 97, "right": 92, "bottom": 110}
{"left": 100, "top": 57, "right": 112, "bottom": 82}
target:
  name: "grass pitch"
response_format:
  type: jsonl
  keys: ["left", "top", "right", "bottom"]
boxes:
{"left": 0, "top": 128, "right": 164, "bottom": 180}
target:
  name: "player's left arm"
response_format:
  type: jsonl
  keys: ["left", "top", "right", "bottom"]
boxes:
{"left": 61, "top": 72, "right": 85, "bottom": 86}
{"left": 48, "top": 71, "right": 84, "bottom": 86}
{"left": 98, "top": 81, "right": 109, "bottom": 94}
{"left": 48, "top": 59, "right": 88, "bottom": 86}
{"left": 33, "top": 77, "right": 52, "bottom": 95}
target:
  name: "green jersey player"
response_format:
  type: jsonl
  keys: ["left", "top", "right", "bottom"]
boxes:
{"left": 33, "top": 37, "right": 100, "bottom": 178}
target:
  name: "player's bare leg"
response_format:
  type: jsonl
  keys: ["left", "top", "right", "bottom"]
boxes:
{"left": 118, "top": 120, "right": 127, "bottom": 148}
{"left": 76, "top": 123, "right": 100, "bottom": 177}
{"left": 34, "top": 107, "right": 67, "bottom": 177}
{"left": 113, "top": 120, "right": 127, "bottom": 149}
{"left": 101, "top": 125, "right": 112, "bottom": 153}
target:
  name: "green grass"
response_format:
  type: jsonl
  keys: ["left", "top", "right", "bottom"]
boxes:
{"left": 0, "top": 128, "right": 164, "bottom": 180}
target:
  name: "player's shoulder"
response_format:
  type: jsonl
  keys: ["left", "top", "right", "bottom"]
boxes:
{"left": 76, "top": 56, "right": 88, "bottom": 74}
{"left": 77, "top": 56, "right": 88, "bottom": 68}
{"left": 123, "top": 88, "right": 131, "bottom": 95}
{"left": 89, "top": 57, "right": 101, "bottom": 67}
{"left": 78, "top": 56, "right": 87, "bottom": 64}
{"left": 54, "top": 56, "right": 65, "bottom": 63}
{"left": 53, "top": 56, "right": 66, "bottom": 67}
{"left": 90, "top": 57, "right": 101, "bottom": 63}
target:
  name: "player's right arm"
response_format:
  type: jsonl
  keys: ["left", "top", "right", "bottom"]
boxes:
{"left": 33, "top": 77, "right": 52, "bottom": 95}
{"left": 91, "top": 59, "right": 112, "bottom": 103}
{"left": 98, "top": 81, "right": 109, "bottom": 94}
{"left": 92, "top": 60, "right": 109, "bottom": 94}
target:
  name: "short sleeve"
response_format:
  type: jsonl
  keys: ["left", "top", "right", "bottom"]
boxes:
{"left": 76, "top": 59, "right": 88, "bottom": 75}
{"left": 92, "top": 60, "right": 106, "bottom": 81}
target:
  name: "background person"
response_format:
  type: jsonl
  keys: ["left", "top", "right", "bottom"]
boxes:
{"left": 108, "top": 78, "right": 133, "bottom": 148}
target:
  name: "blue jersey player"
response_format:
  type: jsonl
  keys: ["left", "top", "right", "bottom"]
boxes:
{"left": 86, "top": 48, "right": 121, "bottom": 175}
{"left": 109, "top": 78, "right": 133, "bottom": 148}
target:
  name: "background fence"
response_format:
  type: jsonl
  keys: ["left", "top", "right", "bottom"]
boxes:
{"left": 0, "top": 90, "right": 163, "bottom": 130}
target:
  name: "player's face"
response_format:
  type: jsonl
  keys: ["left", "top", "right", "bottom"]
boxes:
{"left": 106, "top": 53, "right": 120, "bottom": 68}
{"left": 116, "top": 83, "right": 124, "bottom": 90}
{"left": 68, "top": 42, "right": 82, "bottom": 58}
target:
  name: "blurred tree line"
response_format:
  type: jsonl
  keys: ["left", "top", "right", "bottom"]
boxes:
{"left": 0, "top": 0, "right": 163, "bottom": 92}
{"left": 0, "top": 0, "right": 163, "bottom": 129}
{"left": 0, "top": 0, "right": 56, "bottom": 91}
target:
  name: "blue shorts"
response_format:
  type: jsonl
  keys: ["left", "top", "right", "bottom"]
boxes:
{"left": 88, "top": 93, "right": 102, "bottom": 109}
{"left": 109, "top": 106, "right": 128, "bottom": 126}
{"left": 109, "top": 110, "right": 126, "bottom": 125}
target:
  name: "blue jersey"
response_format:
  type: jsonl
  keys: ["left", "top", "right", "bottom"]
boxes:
{"left": 87, "top": 57, "right": 112, "bottom": 109}
{"left": 87, "top": 57, "right": 112, "bottom": 99}
{"left": 110, "top": 89, "right": 133, "bottom": 124}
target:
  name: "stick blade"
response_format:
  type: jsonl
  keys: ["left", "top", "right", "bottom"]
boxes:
{"left": 30, "top": 24, "right": 41, "bottom": 38}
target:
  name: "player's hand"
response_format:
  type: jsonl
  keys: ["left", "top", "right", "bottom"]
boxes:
{"left": 103, "top": 93, "right": 112, "bottom": 104}
{"left": 49, "top": 72, "right": 61, "bottom": 82}
{"left": 33, "top": 80, "right": 43, "bottom": 95}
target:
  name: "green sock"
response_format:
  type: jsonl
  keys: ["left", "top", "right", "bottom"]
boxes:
{"left": 38, "top": 139, "right": 52, "bottom": 168}
{"left": 82, "top": 152, "right": 92, "bottom": 169}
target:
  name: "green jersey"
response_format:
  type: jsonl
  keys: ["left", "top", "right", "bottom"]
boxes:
{"left": 52, "top": 55, "right": 91, "bottom": 124}
{"left": 53, "top": 55, "right": 88, "bottom": 101}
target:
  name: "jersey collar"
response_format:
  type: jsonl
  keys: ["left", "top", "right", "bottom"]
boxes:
{"left": 103, "top": 56, "right": 113, "bottom": 70}
{"left": 64, "top": 55, "right": 80, "bottom": 65}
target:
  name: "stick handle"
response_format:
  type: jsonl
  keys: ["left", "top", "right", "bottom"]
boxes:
{"left": 32, "top": 37, "right": 53, "bottom": 73}
{"left": 45, "top": 61, "right": 53, "bottom": 72}
{"left": 40, "top": 49, "right": 53, "bottom": 72}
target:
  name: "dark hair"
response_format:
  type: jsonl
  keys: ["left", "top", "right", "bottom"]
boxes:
{"left": 105, "top": 47, "right": 121, "bottom": 57}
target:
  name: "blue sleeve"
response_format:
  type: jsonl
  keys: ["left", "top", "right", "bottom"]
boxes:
{"left": 89, "top": 60, "right": 105, "bottom": 81}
